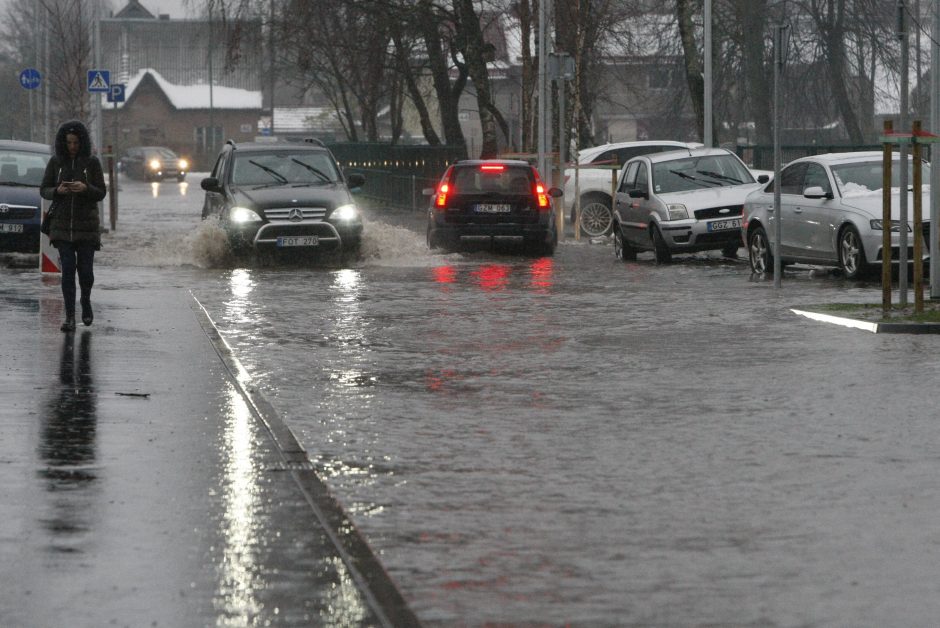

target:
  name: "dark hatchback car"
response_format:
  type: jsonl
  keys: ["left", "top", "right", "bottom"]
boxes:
{"left": 0, "top": 140, "right": 51, "bottom": 253}
{"left": 200, "top": 139, "right": 365, "bottom": 259}
{"left": 122, "top": 146, "right": 189, "bottom": 181}
{"left": 426, "top": 159, "right": 562, "bottom": 256}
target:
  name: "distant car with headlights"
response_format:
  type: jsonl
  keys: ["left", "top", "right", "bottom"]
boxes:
{"left": 200, "top": 139, "right": 365, "bottom": 259}
{"left": 122, "top": 146, "right": 189, "bottom": 182}
{"left": 611, "top": 148, "right": 765, "bottom": 263}
{"left": 742, "top": 152, "right": 932, "bottom": 280}
{"left": 425, "top": 159, "right": 562, "bottom": 256}
{"left": 0, "top": 140, "right": 51, "bottom": 253}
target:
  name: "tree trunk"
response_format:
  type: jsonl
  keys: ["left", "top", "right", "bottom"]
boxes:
{"left": 391, "top": 29, "right": 441, "bottom": 145}
{"left": 455, "top": 0, "right": 500, "bottom": 158}
{"left": 820, "top": 1, "right": 864, "bottom": 144}
{"left": 517, "top": 0, "right": 534, "bottom": 152}
{"left": 418, "top": 0, "right": 466, "bottom": 154}
{"left": 735, "top": 0, "right": 772, "bottom": 145}
{"left": 676, "top": 0, "right": 705, "bottom": 142}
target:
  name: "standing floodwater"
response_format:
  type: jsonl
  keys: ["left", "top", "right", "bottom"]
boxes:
{"left": 94, "top": 176, "right": 940, "bottom": 624}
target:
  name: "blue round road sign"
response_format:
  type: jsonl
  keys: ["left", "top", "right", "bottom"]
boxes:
{"left": 19, "top": 68, "right": 41, "bottom": 90}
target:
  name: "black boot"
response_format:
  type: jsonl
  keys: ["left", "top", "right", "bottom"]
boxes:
{"left": 60, "top": 316, "right": 76, "bottom": 332}
{"left": 81, "top": 298, "right": 93, "bottom": 326}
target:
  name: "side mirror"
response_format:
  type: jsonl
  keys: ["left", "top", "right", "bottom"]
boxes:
{"left": 548, "top": 187, "right": 564, "bottom": 198}
{"left": 803, "top": 186, "right": 832, "bottom": 200}
{"left": 422, "top": 187, "right": 436, "bottom": 196}
{"left": 628, "top": 189, "right": 648, "bottom": 199}
{"left": 200, "top": 177, "right": 221, "bottom": 193}
{"left": 757, "top": 174, "right": 770, "bottom": 184}
{"left": 346, "top": 172, "right": 366, "bottom": 189}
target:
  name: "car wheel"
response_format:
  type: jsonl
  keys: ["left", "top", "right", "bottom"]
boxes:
{"left": 721, "top": 242, "right": 739, "bottom": 258}
{"left": 839, "top": 225, "right": 869, "bottom": 280}
{"left": 579, "top": 194, "right": 613, "bottom": 237}
{"left": 748, "top": 226, "right": 773, "bottom": 274}
{"left": 613, "top": 223, "right": 636, "bottom": 262}
{"left": 651, "top": 224, "right": 672, "bottom": 264}
{"left": 426, "top": 225, "right": 439, "bottom": 250}
{"left": 177, "top": 174, "right": 186, "bottom": 182}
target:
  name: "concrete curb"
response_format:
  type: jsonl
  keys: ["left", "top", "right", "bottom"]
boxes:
{"left": 190, "top": 293, "right": 422, "bottom": 628}
{"left": 791, "top": 308, "right": 940, "bottom": 334}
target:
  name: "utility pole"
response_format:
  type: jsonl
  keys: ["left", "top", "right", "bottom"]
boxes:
{"left": 704, "top": 0, "right": 712, "bottom": 147}
{"left": 773, "top": 22, "right": 789, "bottom": 289}
{"left": 931, "top": 0, "right": 939, "bottom": 298}
{"left": 268, "top": 0, "right": 275, "bottom": 136}
{"left": 537, "top": 0, "right": 547, "bottom": 179}
{"left": 899, "top": 0, "right": 910, "bottom": 306}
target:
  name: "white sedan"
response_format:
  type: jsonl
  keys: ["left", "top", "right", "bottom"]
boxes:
{"left": 742, "top": 152, "right": 932, "bottom": 279}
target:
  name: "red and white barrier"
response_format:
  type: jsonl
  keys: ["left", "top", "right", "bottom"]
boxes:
{"left": 39, "top": 198, "right": 60, "bottom": 274}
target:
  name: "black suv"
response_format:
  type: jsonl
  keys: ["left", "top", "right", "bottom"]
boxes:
{"left": 426, "top": 159, "right": 562, "bottom": 256}
{"left": 200, "top": 139, "right": 365, "bottom": 258}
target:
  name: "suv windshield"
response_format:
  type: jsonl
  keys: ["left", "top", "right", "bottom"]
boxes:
{"left": 232, "top": 150, "right": 339, "bottom": 187}
{"left": 452, "top": 165, "right": 533, "bottom": 195}
{"left": 652, "top": 154, "right": 754, "bottom": 193}
{"left": 0, "top": 149, "right": 49, "bottom": 186}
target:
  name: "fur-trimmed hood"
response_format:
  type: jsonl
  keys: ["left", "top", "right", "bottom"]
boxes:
{"left": 53, "top": 120, "right": 93, "bottom": 160}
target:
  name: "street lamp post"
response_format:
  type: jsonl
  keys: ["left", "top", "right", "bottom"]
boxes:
{"left": 704, "top": 0, "right": 712, "bottom": 147}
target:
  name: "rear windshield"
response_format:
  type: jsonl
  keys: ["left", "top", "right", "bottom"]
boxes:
{"left": 651, "top": 153, "right": 755, "bottom": 193}
{"left": 0, "top": 149, "right": 50, "bottom": 186}
{"left": 452, "top": 165, "right": 534, "bottom": 195}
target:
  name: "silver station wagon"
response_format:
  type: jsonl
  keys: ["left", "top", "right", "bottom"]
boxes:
{"left": 611, "top": 148, "right": 765, "bottom": 262}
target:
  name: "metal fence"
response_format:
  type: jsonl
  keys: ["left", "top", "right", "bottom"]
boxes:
{"left": 329, "top": 142, "right": 464, "bottom": 209}
{"left": 736, "top": 144, "right": 933, "bottom": 170}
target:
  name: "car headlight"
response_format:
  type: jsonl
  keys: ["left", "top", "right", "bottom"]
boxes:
{"left": 870, "top": 219, "right": 911, "bottom": 232}
{"left": 666, "top": 203, "right": 689, "bottom": 221}
{"left": 230, "top": 206, "right": 262, "bottom": 223}
{"left": 178, "top": 159, "right": 188, "bottom": 170}
{"left": 332, "top": 204, "right": 359, "bottom": 221}
{"left": 149, "top": 159, "right": 161, "bottom": 171}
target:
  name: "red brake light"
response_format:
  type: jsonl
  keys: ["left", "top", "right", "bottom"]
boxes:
{"left": 535, "top": 183, "right": 550, "bottom": 209}
{"left": 435, "top": 182, "right": 450, "bottom": 208}
{"left": 480, "top": 164, "right": 505, "bottom": 171}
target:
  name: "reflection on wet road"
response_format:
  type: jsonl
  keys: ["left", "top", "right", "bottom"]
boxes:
{"left": 39, "top": 331, "right": 98, "bottom": 553}
{"left": 192, "top": 248, "right": 940, "bottom": 625}
{"left": 78, "top": 177, "right": 940, "bottom": 624}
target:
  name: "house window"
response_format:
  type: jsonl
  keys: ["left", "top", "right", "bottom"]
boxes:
{"left": 195, "top": 126, "right": 224, "bottom": 154}
{"left": 649, "top": 67, "right": 679, "bottom": 90}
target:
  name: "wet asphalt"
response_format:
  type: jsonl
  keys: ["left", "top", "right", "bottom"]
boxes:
{"left": 0, "top": 269, "right": 416, "bottom": 627}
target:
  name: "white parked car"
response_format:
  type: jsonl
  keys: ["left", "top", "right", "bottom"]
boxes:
{"left": 742, "top": 152, "right": 931, "bottom": 280}
{"left": 611, "top": 148, "right": 765, "bottom": 262}
{"left": 564, "top": 140, "right": 702, "bottom": 237}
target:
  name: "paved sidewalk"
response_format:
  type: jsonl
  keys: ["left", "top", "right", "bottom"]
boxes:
{"left": 0, "top": 267, "right": 417, "bottom": 627}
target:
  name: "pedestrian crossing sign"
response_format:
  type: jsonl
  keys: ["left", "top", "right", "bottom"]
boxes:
{"left": 87, "top": 70, "right": 110, "bottom": 93}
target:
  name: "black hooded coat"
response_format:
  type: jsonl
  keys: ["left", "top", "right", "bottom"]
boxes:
{"left": 40, "top": 120, "right": 107, "bottom": 248}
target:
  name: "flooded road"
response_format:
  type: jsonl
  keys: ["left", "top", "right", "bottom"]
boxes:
{"left": 89, "top": 177, "right": 940, "bottom": 624}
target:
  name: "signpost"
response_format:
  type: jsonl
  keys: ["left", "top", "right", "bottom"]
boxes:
{"left": 19, "top": 69, "right": 42, "bottom": 143}
{"left": 87, "top": 69, "right": 110, "bottom": 93}
{"left": 19, "top": 68, "right": 41, "bottom": 90}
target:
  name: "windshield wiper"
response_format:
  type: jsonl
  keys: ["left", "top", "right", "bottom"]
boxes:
{"left": 0, "top": 181, "right": 37, "bottom": 187}
{"left": 668, "top": 169, "right": 719, "bottom": 187}
{"left": 696, "top": 170, "right": 743, "bottom": 184}
{"left": 290, "top": 158, "right": 333, "bottom": 183}
{"left": 248, "top": 160, "right": 288, "bottom": 184}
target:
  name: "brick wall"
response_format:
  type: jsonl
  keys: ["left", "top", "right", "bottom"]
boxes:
{"left": 101, "top": 77, "right": 261, "bottom": 171}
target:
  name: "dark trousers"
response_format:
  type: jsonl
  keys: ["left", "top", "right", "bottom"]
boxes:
{"left": 57, "top": 241, "right": 95, "bottom": 317}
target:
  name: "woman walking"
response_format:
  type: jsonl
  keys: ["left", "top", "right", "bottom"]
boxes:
{"left": 40, "top": 120, "right": 107, "bottom": 332}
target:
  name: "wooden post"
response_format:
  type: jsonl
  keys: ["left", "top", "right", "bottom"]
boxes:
{"left": 107, "top": 144, "right": 117, "bottom": 232}
{"left": 883, "top": 120, "right": 893, "bottom": 314}
{"left": 913, "top": 121, "right": 924, "bottom": 313}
